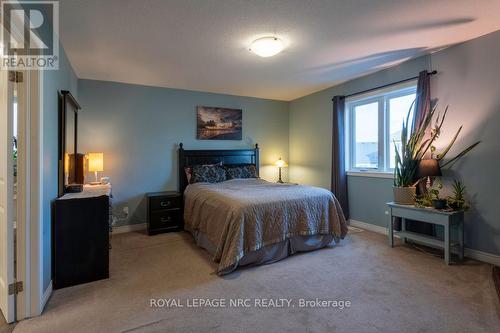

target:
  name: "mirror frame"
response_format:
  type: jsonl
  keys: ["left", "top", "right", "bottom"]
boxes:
{"left": 58, "top": 90, "right": 81, "bottom": 197}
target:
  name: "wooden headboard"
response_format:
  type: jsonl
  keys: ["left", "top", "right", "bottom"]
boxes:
{"left": 178, "top": 143, "right": 259, "bottom": 193}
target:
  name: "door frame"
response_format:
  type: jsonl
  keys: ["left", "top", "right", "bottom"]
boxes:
{"left": 15, "top": 68, "right": 45, "bottom": 320}
{"left": 31, "top": 67, "right": 46, "bottom": 317}
{"left": 1, "top": 9, "right": 45, "bottom": 323}
{"left": 0, "top": 53, "right": 15, "bottom": 325}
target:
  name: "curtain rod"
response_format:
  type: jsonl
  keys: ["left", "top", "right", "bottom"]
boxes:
{"left": 338, "top": 70, "right": 437, "bottom": 100}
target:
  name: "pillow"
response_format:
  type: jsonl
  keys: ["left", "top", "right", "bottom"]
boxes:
{"left": 225, "top": 164, "right": 258, "bottom": 179}
{"left": 190, "top": 164, "right": 227, "bottom": 183}
{"left": 184, "top": 166, "right": 193, "bottom": 183}
{"left": 185, "top": 162, "right": 222, "bottom": 183}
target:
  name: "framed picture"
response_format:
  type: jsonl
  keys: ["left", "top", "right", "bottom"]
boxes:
{"left": 196, "top": 106, "right": 242, "bottom": 140}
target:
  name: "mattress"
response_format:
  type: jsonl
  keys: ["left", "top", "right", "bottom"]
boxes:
{"left": 183, "top": 178, "right": 348, "bottom": 274}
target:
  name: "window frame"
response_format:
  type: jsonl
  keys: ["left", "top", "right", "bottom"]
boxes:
{"left": 345, "top": 80, "right": 417, "bottom": 175}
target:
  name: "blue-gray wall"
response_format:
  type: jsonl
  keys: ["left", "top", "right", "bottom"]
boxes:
{"left": 290, "top": 30, "right": 500, "bottom": 256}
{"left": 289, "top": 55, "right": 429, "bottom": 226}
{"left": 77, "top": 80, "right": 289, "bottom": 227}
{"left": 42, "top": 43, "right": 79, "bottom": 290}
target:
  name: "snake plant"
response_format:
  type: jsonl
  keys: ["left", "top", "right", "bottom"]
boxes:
{"left": 394, "top": 102, "right": 480, "bottom": 187}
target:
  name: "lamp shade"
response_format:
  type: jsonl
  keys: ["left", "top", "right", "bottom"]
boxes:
{"left": 88, "top": 153, "right": 104, "bottom": 172}
{"left": 64, "top": 153, "right": 70, "bottom": 173}
{"left": 417, "top": 159, "right": 441, "bottom": 178}
{"left": 274, "top": 157, "right": 288, "bottom": 168}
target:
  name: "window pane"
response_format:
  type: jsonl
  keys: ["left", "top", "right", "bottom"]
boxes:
{"left": 354, "top": 102, "right": 378, "bottom": 169}
{"left": 389, "top": 93, "right": 416, "bottom": 169}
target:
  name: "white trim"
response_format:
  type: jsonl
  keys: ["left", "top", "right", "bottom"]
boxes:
{"left": 345, "top": 81, "right": 417, "bottom": 174}
{"left": 349, "top": 219, "right": 388, "bottom": 235}
{"left": 349, "top": 219, "right": 500, "bottom": 266}
{"left": 12, "top": 68, "right": 44, "bottom": 320}
{"left": 347, "top": 171, "right": 394, "bottom": 179}
{"left": 37, "top": 69, "right": 44, "bottom": 316}
{"left": 40, "top": 281, "right": 52, "bottom": 311}
{"left": 16, "top": 68, "right": 30, "bottom": 321}
{"left": 0, "top": 49, "right": 15, "bottom": 324}
{"left": 29, "top": 68, "right": 44, "bottom": 317}
{"left": 464, "top": 248, "right": 500, "bottom": 266}
{"left": 113, "top": 223, "right": 147, "bottom": 234}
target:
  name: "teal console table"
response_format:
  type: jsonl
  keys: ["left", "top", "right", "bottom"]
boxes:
{"left": 387, "top": 202, "right": 464, "bottom": 265}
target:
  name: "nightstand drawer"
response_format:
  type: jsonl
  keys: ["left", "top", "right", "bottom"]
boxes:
{"left": 146, "top": 191, "right": 182, "bottom": 235}
{"left": 150, "top": 196, "right": 181, "bottom": 211}
{"left": 149, "top": 209, "right": 181, "bottom": 230}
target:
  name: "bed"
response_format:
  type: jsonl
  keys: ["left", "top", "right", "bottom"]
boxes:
{"left": 179, "top": 143, "right": 348, "bottom": 275}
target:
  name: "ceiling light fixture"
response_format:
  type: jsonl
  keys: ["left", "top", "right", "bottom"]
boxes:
{"left": 249, "top": 36, "right": 284, "bottom": 57}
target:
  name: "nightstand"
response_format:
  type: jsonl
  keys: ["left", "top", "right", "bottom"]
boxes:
{"left": 146, "top": 191, "right": 183, "bottom": 235}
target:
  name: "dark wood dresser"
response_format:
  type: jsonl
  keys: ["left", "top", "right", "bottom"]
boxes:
{"left": 146, "top": 191, "right": 183, "bottom": 235}
{"left": 53, "top": 185, "right": 111, "bottom": 289}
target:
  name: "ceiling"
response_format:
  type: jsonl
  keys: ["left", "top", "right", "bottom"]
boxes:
{"left": 60, "top": 0, "right": 500, "bottom": 101}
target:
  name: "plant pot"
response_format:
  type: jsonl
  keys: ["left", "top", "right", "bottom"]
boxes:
{"left": 393, "top": 186, "right": 416, "bottom": 205}
{"left": 432, "top": 199, "right": 448, "bottom": 210}
{"left": 447, "top": 199, "right": 466, "bottom": 211}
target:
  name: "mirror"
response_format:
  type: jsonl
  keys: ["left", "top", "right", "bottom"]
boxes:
{"left": 64, "top": 106, "right": 75, "bottom": 185}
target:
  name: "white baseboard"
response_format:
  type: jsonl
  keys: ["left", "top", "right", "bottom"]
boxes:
{"left": 349, "top": 219, "right": 388, "bottom": 235}
{"left": 464, "top": 248, "right": 500, "bottom": 266}
{"left": 349, "top": 219, "right": 500, "bottom": 266}
{"left": 41, "top": 281, "right": 52, "bottom": 311}
{"left": 113, "top": 223, "right": 147, "bottom": 234}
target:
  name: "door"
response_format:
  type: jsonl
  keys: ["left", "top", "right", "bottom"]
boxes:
{"left": 0, "top": 68, "right": 15, "bottom": 323}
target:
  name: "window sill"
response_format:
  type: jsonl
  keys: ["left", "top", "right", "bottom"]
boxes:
{"left": 347, "top": 171, "right": 394, "bottom": 179}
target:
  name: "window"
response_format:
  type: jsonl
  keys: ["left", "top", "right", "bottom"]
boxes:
{"left": 353, "top": 101, "right": 379, "bottom": 169}
{"left": 346, "top": 81, "right": 417, "bottom": 174}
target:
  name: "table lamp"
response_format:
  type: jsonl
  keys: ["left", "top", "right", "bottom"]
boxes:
{"left": 417, "top": 158, "right": 442, "bottom": 190}
{"left": 274, "top": 157, "right": 288, "bottom": 183}
{"left": 88, "top": 152, "right": 104, "bottom": 185}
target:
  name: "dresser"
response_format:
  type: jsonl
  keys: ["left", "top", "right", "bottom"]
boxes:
{"left": 146, "top": 191, "right": 183, "bottom": 235}
{"left": 53, "top": 184, "right": 112, "bottom": 289}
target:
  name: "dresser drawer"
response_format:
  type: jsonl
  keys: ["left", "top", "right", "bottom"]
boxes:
{"left": 149, "top": 209, "right": 181, "bottom": 231}
{"left": 150, "top": 196, "right": 181, "bottom": 211}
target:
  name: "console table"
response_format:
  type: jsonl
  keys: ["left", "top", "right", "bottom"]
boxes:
{"left": 387, "top": 202, "right": 464, "bottom": 265}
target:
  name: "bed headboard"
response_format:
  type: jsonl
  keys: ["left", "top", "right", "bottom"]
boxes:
{"left": 178, "top": 143, "right": 259, "bottom": 193}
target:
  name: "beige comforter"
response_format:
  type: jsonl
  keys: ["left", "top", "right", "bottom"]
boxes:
{"left": 184, "top": 178, "right": 348, "bottom": 274}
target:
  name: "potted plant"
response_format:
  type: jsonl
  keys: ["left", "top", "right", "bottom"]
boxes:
{"left": 394, "top": 103, "right": 480, "bottom": 205}
{"left": 428, "top": 179, "right": 447, "bottom": 209}
{"left": 393, "top": 102, "right": 432, "bottom": 204}
{"left": 414, "top": 180, "right": 443, "bottom": 208}
{"left": 447, "top": 180, "right": 470, "bottom": 211}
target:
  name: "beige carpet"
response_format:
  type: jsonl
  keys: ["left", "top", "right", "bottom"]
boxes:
{"left": 13, "top": 229, "right": 500, "bottom": 333}
{"left": 0, "top": 312, "right": 14, "bottom": 333}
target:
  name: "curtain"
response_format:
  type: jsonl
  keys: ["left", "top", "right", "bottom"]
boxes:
{"left": 405, "top": 70, "right": 434, "bottom": 235}
{"left": 332, "top": 96, "right": 349, "bottom": 219}
{"left": 412, "top": 70, "right": 432, "bottom": 133}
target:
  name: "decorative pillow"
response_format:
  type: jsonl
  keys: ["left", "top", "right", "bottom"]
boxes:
{"left": 185, "top": 162, "right": 222, "bottom": 183}
{"left": 190, "top": 164, "right": 227, "bottom": 183}
{"left": 225, "top": 164, "right": 258, "bottom": 179}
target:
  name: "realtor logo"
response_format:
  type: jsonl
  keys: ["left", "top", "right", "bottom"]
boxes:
{"left": 1, "top": 0, "right": 59, "bottom": 70}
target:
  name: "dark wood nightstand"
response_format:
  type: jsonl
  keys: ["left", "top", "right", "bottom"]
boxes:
{"left": 146, "top": 191, "right": 183, "bottom": 235}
